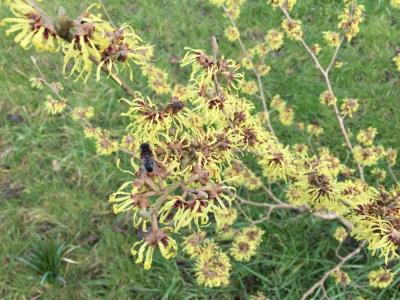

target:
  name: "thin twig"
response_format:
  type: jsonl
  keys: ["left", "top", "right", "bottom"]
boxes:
{"left": 222, "top": 5, "right": 276, "bottom": 136}
{"left": 300, "top": 241, "right": 366, "bottom": 300}
{"left": 280, "top": 7, "right": 365, "bottom": 181}
{"left": 387, "top": 160, "right": 400, "bottom": 186}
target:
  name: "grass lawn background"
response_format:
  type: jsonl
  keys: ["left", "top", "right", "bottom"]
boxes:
{"left": 1, "top": 0, "right": 400, "bottom": 299}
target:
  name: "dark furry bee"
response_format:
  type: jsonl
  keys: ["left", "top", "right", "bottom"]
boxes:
{"left": 140, "top": 143, "right": 155, "bottom": 173}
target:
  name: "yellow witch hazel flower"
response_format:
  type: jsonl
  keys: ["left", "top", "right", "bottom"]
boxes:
{"left": 84, "top": 126, "right": 102, "bottom": 139}
{"left": 239, "top": 80, "right": 258, "bottom": 95}
{"left": 141, "top": 64, "right": 171, "bottom": 95}
{"left": 182, "top": 231, "right": 207, "bottom": 258}
{"left": 131, "top": 229, "right": 177, "bottom": 270}
{"left": 393, "top": 54, "right": 400, "bottom": 71}
{"left": 348, "top": 189, "right": 400, "bottom": 263}
{"left": 3, "top": 0, "right": 62, "bottom": 52}
{"left": 311, "top": 43, "right": 321, "bottom": 55}
{"left": 386, "top": 147, "right": 397, "bottom": 166}
{"left": 341, "top": 98, "right": 359, "bottom": 118}
{"left": 223, "top": 160, "right": 262, "bottom": 190}
{"left": 371, "top": 168, "right": 386, "bottom": 182}
{"left": 241, "top": 226, "right": 264, "bottom": 247}
{"left": 333, "top": 226, "right": 348, "bottom": 242}
{"left": 268, "top": 0, "right": 297, "bottom": 11}
{"left": 338, "top": 0, "right": 365, "bottom": 41}
{"left": 357, "top": 127, "right": 377, "bottom": 146}
{"left": 307, "top": 123, "right": 324, "bottom": 136}
{"left": 271, "top": 94, "right": 286, "bottom": 111}
{"left": 281, "top": 19, "right": 303, "bottom": 41}
{"left": 323, "top": 31, "right": 341, "bottom": 48}
{"left": 224, "top": 26, "right": 240, "bottom": 42}
{"left": 391, "top": 0, "right": 400, "bottom": 8}
{"left": 230, "top": 235, "right": 257, "bottom": 262}
{"left": 332, "top": 269, "right": 351, "bottom": 287}
{"left": 215, "top": 207, "right": 237, "bottom": 229}
{"left": 265, "top": 29, "right": 284, "bottom": 51}
{"left": 194, "top": 241, "right": 231, "bottom": 287}
{"left": 279, "top": 106, "right": 294, "bottom": 126}
{"left": 209, "top": 0, "right": 226, "bottom": 7}
{"left": 120, "top": 134, "right": 136, "bottom": 153}
{"left": 95, "top": 130, "right": 119, "bottom": 156}
{"left": 44, "top": 95, "right": 67, "bottom": 115}
{"left": 63, "top": 4, "right": 152, "bottom": 82}
{"left": 71, "top": 106, "right": 95, "bottom": 121}
{"left": 30, "top": 77, "right": 44, "bottom": 89}
{"left": 368, "top": 268, "right": 394, "bottom": 288}
{"left": 319, "top": 90, "right": 337, "bottom": 106}
{"left": 259, "top": 146, "right": 295, "bottom": 182}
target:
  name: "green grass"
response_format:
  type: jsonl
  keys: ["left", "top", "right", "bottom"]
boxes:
{"left": 1, "top": 0, "right": 400, "bottom": 299}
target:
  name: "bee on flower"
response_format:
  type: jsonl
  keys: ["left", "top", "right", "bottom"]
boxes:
{"left": 44, "top": 95, "right": 67, "bottom": 115}
{"left": 3, "top": 0, "right": 62, "bottom": 52}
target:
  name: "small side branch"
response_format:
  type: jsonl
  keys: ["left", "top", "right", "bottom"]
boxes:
{"left": 300, "top": 241, "right": 366, "bottom": 300}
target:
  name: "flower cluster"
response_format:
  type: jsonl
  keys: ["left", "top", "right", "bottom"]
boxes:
{"left": 3, "top": 0, "right": 400, "bottom": 293}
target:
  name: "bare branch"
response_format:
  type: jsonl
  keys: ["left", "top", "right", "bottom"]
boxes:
{"left": 300, "top": 241, "right": 366, "bottom": 300}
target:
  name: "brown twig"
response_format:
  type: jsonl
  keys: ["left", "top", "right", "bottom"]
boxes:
{"left": 222, "top": 5, "right": 276, "bottom": 136}
{"left": 300, "top": 241, "right": 366, "bottom": 300}
{"left": 280, "top": 7, "right": 365, "bottom": 182}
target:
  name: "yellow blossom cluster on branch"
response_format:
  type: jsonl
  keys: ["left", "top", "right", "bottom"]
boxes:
{"left": 2, "top": 0, "right": 400, "bottom": 292}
